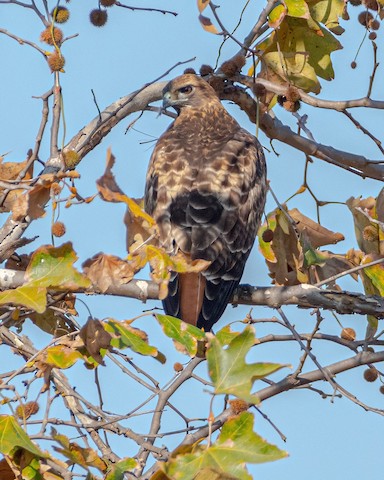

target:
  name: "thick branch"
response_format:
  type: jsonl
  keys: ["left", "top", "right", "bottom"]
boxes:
{"left": 177, "top": 350, "right": 384, "bottom": 452}
{"left": 0, "top": 269, "right": 383, "bottom": 318}
{"left": 260, "top": 112, "right": 384, "bottom": 180}
{"left": 57, "top": 81, "right": 167, "bottom": 166}
{"left": 55, "top": 80, "right": 384, "bottom": 181}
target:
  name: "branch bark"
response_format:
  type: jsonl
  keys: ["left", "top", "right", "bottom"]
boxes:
{"left": 44, "top": 78, "right": 384, "bottom": 181}
{"left": 0, "top": 268, "right": 383, "bottom": 318}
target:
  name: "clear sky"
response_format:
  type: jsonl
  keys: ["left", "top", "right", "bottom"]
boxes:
{"left": 1, "top": 1, "right": 383, "bottom": 479}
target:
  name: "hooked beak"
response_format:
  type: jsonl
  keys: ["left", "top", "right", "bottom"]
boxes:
{"left": 162, "top": 91, "right": 172, "bottom": 109}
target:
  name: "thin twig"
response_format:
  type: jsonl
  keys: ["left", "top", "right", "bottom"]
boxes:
{"left": 315, "top": 256, "right": 384, "bottom": 288}
{"left": 115, "top": 1, "right": 178, "bottom": 16}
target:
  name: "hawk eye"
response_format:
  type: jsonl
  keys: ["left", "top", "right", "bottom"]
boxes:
{"left": 178, "top": 85, "right": 193, "bottom": 94}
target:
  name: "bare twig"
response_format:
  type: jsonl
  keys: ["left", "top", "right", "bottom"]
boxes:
{"left": 343, "top": 109, "right": 384, "bottom": 155}
{"left": 315, "top": 256, "right": 384, "bottom": 288}
{"left": 115, "top": 1, "right": 178, "bottom": 16}
{"left": 0, "top": 27, "right": 47, "bottom": 55}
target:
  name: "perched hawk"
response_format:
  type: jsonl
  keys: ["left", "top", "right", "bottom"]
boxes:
{"left": 145, "top": 74, "right": 267, "bottom": 331}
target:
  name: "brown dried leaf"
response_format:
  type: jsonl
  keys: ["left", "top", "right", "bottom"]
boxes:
{"left": 312, "top": 251, "right": 357, "bottom": 288}
{"left": 0, "top": 158, "right": 34, "bottom": 213}
{"left": 79, "top": 317, "right": 112, "bottom": 365}
{"left": 347, "top": 196, "right": 380, "bottom": 254}
{"left": 12, "top": 184, "right": 51, "bottom": 221}
{"left": 29, "top": 294, "right": 77, "bottom": 336}
{"left": 289, "top": 208, "right": 344, "bottom": 248}
{"left": 96, "top": 148, "right": 125, "bottom": 202}
{"left": 267, "top": 209, "right": 307, "bottom": 285}
{"left": 82, "top": 253, "right": 136, "bottom": 293}
{"left": 97, "top": 149, "right": 157, "bottom": 251}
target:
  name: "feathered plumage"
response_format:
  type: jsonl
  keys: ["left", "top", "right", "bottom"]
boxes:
{"left": 145, "top": 74, "right": 266, "bottom": 330}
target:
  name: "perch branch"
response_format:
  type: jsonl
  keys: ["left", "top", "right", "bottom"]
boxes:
{"left": 0, "top": 269, "right": 383, "bottom": 318}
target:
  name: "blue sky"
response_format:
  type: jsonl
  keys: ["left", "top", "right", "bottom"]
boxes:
{"left": 1, "top": 1, "right": 383, "bottom": 479}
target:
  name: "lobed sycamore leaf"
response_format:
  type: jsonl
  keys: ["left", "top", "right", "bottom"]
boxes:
{"left": 0, "top": 416, "right": 46, "bottom": 458}
{"left": 156, "top": 314, "right": 206, "bottom": 357}
{"left": 258, "top": 16, "right": 341, "bottom": 93}
{"left": 161, "top": 412, "right": 288, "bottom": 480}
{"left": 0, "top": 243, "right": 91, "bottom": 313}
{"left": 106, "top": 319, "right": 166, "bottom": 363}
{"left": 207, "top": 326, "right": 287, "bottom": 404}
{"left": 215, "top": 325, "right": 242, "bottom": 347}
{"left": 309, "top": 0, "right": 345, "bottom": 34}
{"left": 26, "top": 242, "right": 91, "bottom": 290}
{"left": 83, "top": 253, "right": 136, "bottom": 293}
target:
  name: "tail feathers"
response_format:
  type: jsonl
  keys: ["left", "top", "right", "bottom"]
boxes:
{"left": 162, "top": 273, "right": 238, "bottom": 331}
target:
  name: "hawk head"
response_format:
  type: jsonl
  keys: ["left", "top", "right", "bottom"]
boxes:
{"left": 162, "top": 74, "right": 220, "bottom": 112}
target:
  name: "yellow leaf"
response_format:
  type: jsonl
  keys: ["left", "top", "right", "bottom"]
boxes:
{"left": 268, "top": 4, "right": 287, "bottom": 28}
{"left": 197, "top": 0, "right": 210, "bottom": 13}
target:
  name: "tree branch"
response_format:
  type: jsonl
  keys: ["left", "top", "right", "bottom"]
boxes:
{"left": 0, "top": 268, "right": 383, "bottom": 318}
{"left": 177, "top": 350, "right": 384, "bottom": 451}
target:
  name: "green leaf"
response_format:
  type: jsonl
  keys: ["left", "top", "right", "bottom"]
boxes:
{"left": 106, "top": 319, "right": 166, "bottom": 363}
{"left": 105, "top": 457, "right": 138, "bottom": 480}
{"left": 268, "top": 4, "right": 287, "bottom": 28}
{"left": 308, "top": 0, "right": 345, "bottom": 34}
{"left": 258, "top": 16, "right": 342, "bottom": 93}
{"left": 362, "top": 255, "right": 384, "bottom": 296}
{"left": 156, "top": 314, "right": 206, "bottom": 357}
{"left": 215, "top": 325, "right": 242, "bottom": 347}
{"left": 207, "top": 327, "right": 287, "bottom": 403}
{"left": 285, "top": 0, "right": 310, "bottom": 18}
{"left": 44, "top": 345, "right": 83, "bottom": 369}
{"left": 26, "top": 242, "right": 91, "bottom": 290}
{"left": 257, "top": 213, "right": 277, "bottom": 263}
{"left": 0, "top": 285, "right": 47, "bottom": 313}
{"left": 0, "top": 243, "right": 90, "bottom": 314}
{"left": 0, "top": 416, "right": 46, "bottom": 457}
{"left": 162, "top": 412, "right": 288, "bottom": 479}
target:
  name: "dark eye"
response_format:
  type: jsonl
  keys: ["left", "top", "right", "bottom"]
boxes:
{"left": 179, "top": 85, "right": 193, "bottom": 94}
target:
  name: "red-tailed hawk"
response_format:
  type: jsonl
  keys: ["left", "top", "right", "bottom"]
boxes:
{"left": 145, "top": 74, "right": 266, "bottom": 330}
